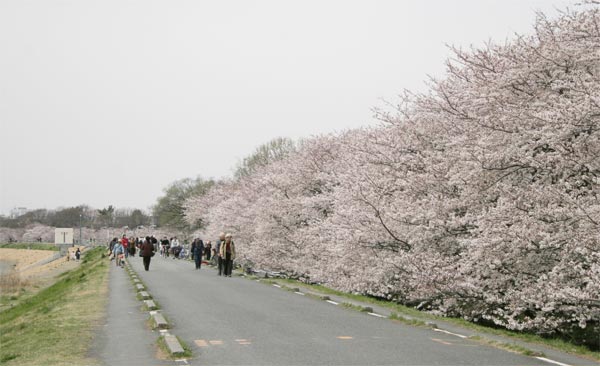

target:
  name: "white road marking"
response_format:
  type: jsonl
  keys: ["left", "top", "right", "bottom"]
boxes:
{"left": 368, "top": 312, "right": 385, "bottom": 318}
{"left": 273, "top": 284, "right": 281, "bottom": 288}
{"left": 294, "top": 292, "right": 305, "bottom": 295}
{"left": 535, "top": 357, "right": 572, "bottom": 366}
{"left": 326, "top": 300, "right": 339, "bottom": 305}
{"left": 433, "top": 328, "right": 468, "bottom": 339}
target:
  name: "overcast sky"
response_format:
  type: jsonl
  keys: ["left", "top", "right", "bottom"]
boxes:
{"left": 0, "top": 0, "right": 575, "bottom": 215}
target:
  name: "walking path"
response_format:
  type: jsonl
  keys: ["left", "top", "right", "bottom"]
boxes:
{"left": 90, "top": 261, "right": 176, "bottom": 366}
{"left": 92, "top": 254, "right": 598, "bottom": 365}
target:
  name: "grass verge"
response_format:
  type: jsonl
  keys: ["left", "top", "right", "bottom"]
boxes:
{"left": 469, "top": 336, "right": 545, "bottom": 357}
{"left": 0, "top": 247, "right": 109, "bottom": 366}
{"left": 0, "top": 243, "right": 59, "bottom": 251}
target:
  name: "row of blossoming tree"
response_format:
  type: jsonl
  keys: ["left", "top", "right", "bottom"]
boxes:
{"left": 185, "top": 6, "right": 599, "bottom": 347}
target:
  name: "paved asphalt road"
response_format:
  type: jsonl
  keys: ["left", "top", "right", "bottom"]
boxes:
{"left": 92, "top": 260, "right": 173, "bottom": 366}
{"left": 124, "top": 255, "right": 563, "bottom": 366}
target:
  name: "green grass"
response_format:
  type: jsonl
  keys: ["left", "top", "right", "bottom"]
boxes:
{"left": 469, "top": 336, "right": 545, "bottom": 357}
{"left": 389, "top": 312, "right": 428, "bottom": 327}
{"left": 0, "top": 247, "right": 109, "bottom": 366}
{"left": 340, "top": 302, "right": 364, "bottom": 312}
{"left": 266, "top": 278, "right": 600, "bottom": 361}
{"left": 0, "top": 243, "right": 59, "bottom": 251}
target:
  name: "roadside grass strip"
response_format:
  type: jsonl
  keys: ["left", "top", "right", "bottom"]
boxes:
{"left": 0, "top": 243, "right": 59, "bottom": 251}
{"left": 0, "top": 247, "right": 108, "bottom": 366}
{"left": 467, "top": 336, "right": 545, "bottom": 357}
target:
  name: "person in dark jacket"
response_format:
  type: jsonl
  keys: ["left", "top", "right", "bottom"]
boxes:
{"left": 205, "top": 241, "right": 212, "bottom": 261}
{"left": 220, "top": 233, "right": 236, "bottom": 277}
{"left": 193, "top": 238, "right": 205, "bottom": 270}
{"left": 140, "top": 236, "right": 155, "bottom": 271}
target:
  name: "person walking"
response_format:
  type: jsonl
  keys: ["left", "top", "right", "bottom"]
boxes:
{"left": 160, "top": 236, "right": 169, "bottom": 257}
{"left": 193, "top": 238, "right": 205, "bottom": 270}
{"left": 75, "top": 248, "right": 81, "bottom": 260}
{"left": 220, "top": 233, "right": 236, "bottom": 277}
{"left": 151, "top": 235, "right": 158, "bottom": 254}
{"left": 140, "top": 236, "right": 155, "bottom": 271}
{"left": 191, "top": 239, "right": 197, "bottom": 261}
{"left": 171, "top": 237, "right": 180, "bottom": 259}
{"left": 129, "top": 237, "right": 136, "bottom": 257}
{"left": 109, "top": 237, "right": 117, "bottom": 253}
{"left": 121, "top": 235, "right": 129, "bottom": 258}
{"left": 113, "top": 240, "right": 124, "bottom": 267}
{"left": 216, "top": 233, "right": 225, "bottom": 276}
{"left": 205, "top": 241, "right": 212, "bottom": 261}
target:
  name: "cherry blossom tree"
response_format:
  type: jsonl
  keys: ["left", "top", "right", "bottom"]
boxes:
{"left": 183, "top": 4, "right": 599, "bottom": 347}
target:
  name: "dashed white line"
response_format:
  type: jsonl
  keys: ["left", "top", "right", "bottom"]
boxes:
{"left": 294, "top": 292, "right": 305, "bottom": 296}
{"left": 368, "top": 312, "right": 386, "bottom": 318}
{"left": 273, "top": 284, "right": 281, "bottom": 288}
{"left": 326, "top": 300, "right": 339, "bottom": 305}
{"left": 433, "top": 328, "right": 468, "bottom": 339}
{"left": 535, "top": 357, "right": 572, "bottom": 366}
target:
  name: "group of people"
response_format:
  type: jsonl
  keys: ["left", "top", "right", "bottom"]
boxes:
{"left": 159, "top": 236, "right": 192, "bottom": 259}
{"left": 107, "top": 232, "right": 236, "bottom": 275}
{"left": 174, "top": 232, "right": 236, "bottom": 277}
{"left": 109, "top": 235, "right": 157, "bottom": 270}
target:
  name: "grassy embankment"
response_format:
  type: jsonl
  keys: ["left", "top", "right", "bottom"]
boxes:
{"left": 253, "top": 276, "right": 600, "bottom": 361}
{"left": 0, "top": 247, "right": 108, "bottom": 366}
{"left": 0, "top": 243, "right": 59, "bottom": 251}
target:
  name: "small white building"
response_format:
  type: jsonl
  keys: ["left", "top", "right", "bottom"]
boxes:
{"left": 9, "top": 207, "right": 28, "bottom": 218}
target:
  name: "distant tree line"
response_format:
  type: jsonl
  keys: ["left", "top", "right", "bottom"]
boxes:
{"left": 0, "top": 205, "right": 151, "bottom": 229}
{"left": 150, "top": 138, "right": 296, "bottom": 236}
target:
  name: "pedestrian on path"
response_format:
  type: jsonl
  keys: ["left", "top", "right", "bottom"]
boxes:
{"left": 160, "top": 236, "right": 170, "bottom": 257}
{"left": 122, "top": 235, "right": 129, "bottom": 258}
{"left": 140, "top": 236, "right": 155, "bottom": 271}
{"left": 113, "top": 241, "right": 124, "bottom": 267}
{"left": 220, "top": 233, "right": 236, "bottom": 277}
{"left": 171, "top": 237, "right": 181, "bottom": 259}
{"left": 205, "top": 241, "right": 212, "bottom": 261}
{"left": 75, "top": 248, "right": 81, "bottom": 260}
{"left": 193, "top": 238, "right": 204, "bottom": 270}
{"left": 109, "top": 237, "right": 117, "bottom": 253}
{"left": 216, "top": 232, "right": 225, "bottom": 276}
{"left": 129, "top": 236, "right": 136, "bottom": 257}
